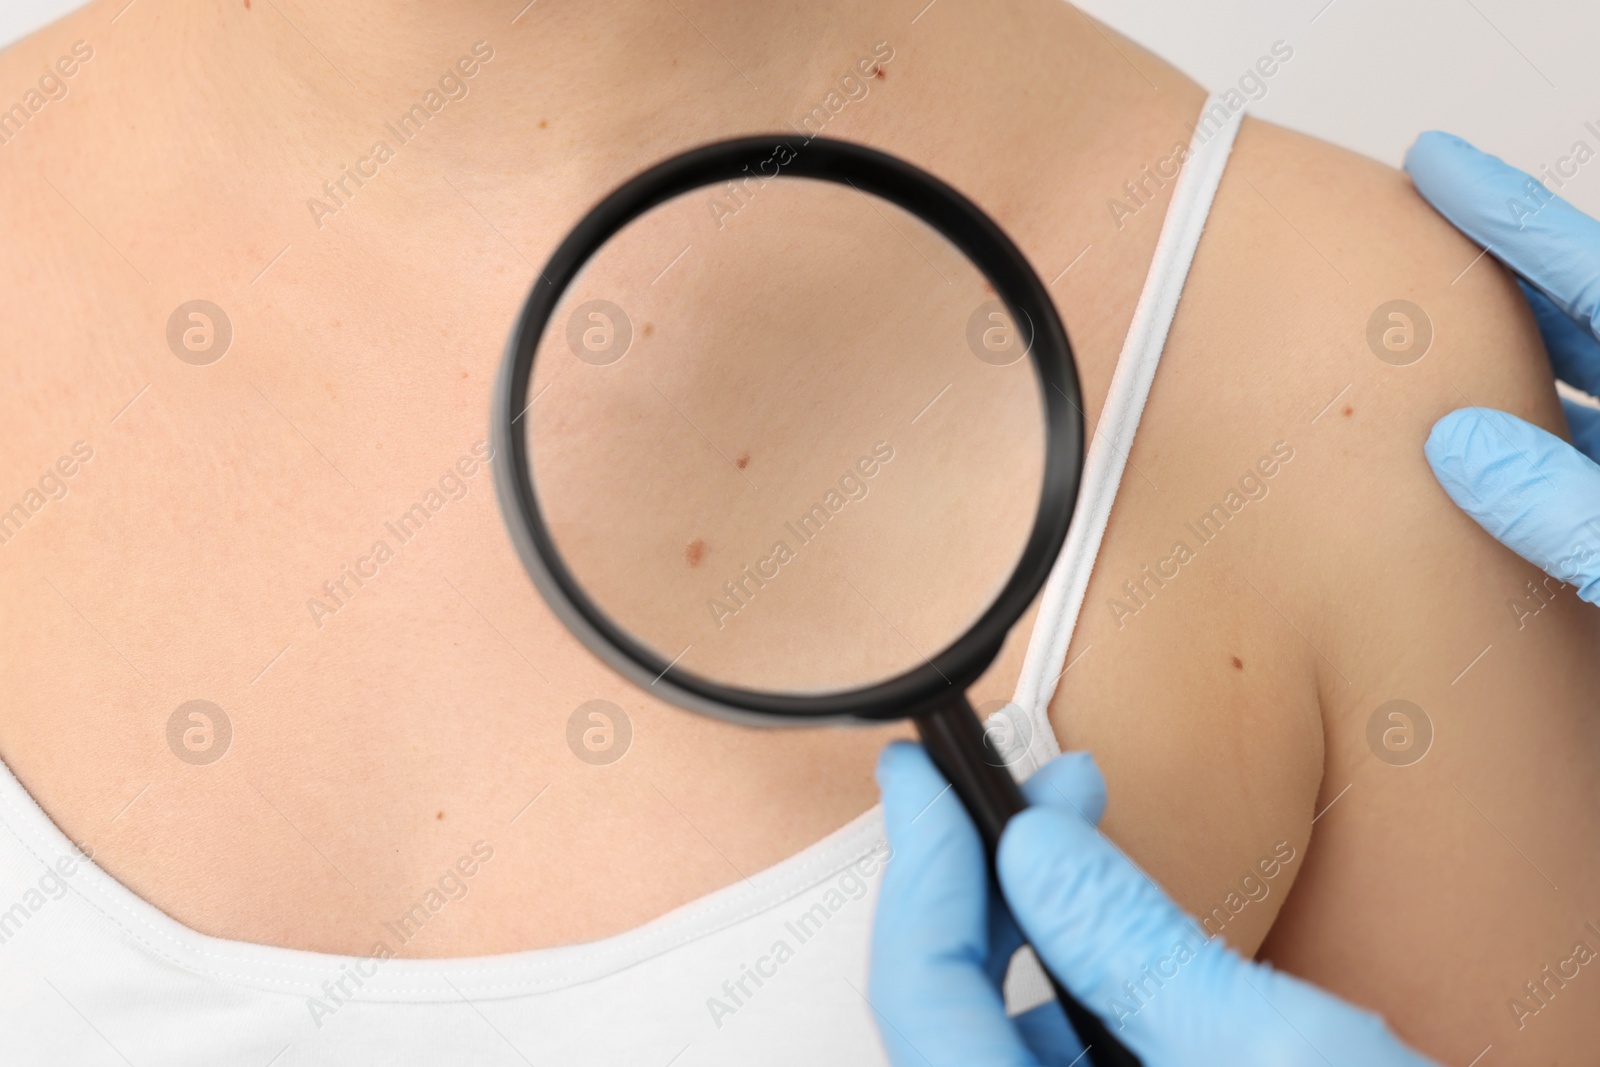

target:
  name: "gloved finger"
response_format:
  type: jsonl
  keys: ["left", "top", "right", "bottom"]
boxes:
{"left": 996, "top": 803, "right": 1216, "bottom": 1056}
{"left": 1012, "top": 999, "right": 1087, "bottom": 1067}
{"left": 1426, "top": 407, "right": 1600, "bottom": 602}
{"left": 1521, "top": 279, "right": 1600, "bottom": 399}
{"left": 1020, "top": 750, "right": 1107, "bottom": 825}
{"left": 1239, "top": 966, "right": 1441, "bottom": 1066}
{"left": 1562, "top": 396, "right": 1600, "bottom": 462}
{"left": 986, "top": 870, "right": 1028, "bottom": 990}
{"left": 1405, "top": 132, "right": 1600, "bottom": 350}
{"left": 983, "top": 879, "right": 1082, "bottom": 1061}
{"left": 998, "top": 807, "right": 1437, "bottom": 1065}
{"left": 870, "top": 742, "right": 1038, "bottom": 1067}
{"left": 1003, "top": 751, "right": 1110, "bottom": 1061}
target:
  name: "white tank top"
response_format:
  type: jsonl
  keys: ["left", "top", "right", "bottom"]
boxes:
{"left": 0, "top": 98, "right": 1242, "bottom": 1066}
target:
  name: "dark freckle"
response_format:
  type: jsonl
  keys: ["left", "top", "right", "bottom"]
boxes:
{"left": 436, "top": 811, "right": 444, "bottom": 820}
{"left": 642, "top": 322, "right": 654, "bottom": 337}
{"left": 735, "top": 452, "right": 750, "bottom": 470}
{"left": 539, "top": 119, "right": 548, "bottom": 129}
{"left": 1231, "top": 656, "right": 1244, "bottom": 670}
{"left": 874, "top": 69, "right": 885, "bottom": 80}
{"left": 1342, "top": 406, "right": 1354, "bottom": 417}
{"left": 685, "top": 539, "right": 706, "bottom": 566}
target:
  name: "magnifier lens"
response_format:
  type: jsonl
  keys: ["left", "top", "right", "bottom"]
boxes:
{"left": 523, "top": 178, "right": 1046, "bottom": 698}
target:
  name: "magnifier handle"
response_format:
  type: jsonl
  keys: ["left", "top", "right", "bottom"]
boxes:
{"left": 915, "top": 695, "right": 1143, "bottom": 1067}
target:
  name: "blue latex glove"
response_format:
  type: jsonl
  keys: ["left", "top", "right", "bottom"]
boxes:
{"left": 1406, "top": 132, "right": 1600, "bottom": 600}
{"left": 870, "top": 742, "right": 1436, "bottom": 1066}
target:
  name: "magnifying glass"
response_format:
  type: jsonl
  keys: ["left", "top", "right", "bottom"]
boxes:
{"left": 491, "top": 136, "right": 1138, "bottom": 1067}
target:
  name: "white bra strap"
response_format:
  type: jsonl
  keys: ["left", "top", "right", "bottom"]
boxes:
{"left": 1003, "top": 95, "right": 1245, "bottom": 777}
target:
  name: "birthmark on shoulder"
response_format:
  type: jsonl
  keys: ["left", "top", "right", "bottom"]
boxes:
{"left": 1230, "top": 656, "right": 1244, "bottom": 671}
{"left": 436, "top": 811, "right": 444, "bottom": 820}
{"left": 1342, "top": 406, "right": 1354, "bottom": 418}
{"left": 685, "top": 538, "right": 706, "bottom": 567}
{"left": 642, "top": 322, "right": 654, "bottom": 337}
{"left": 875, "top": 68, "right": 885, "bottom": 80}
{"left": 735, "top": 452, "right": 750, "bottom": 470}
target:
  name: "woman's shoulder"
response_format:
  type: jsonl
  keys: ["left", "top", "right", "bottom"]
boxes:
{"left": 1165, "top": 117, "right": 1600, "bottom": 1059}
{"left": 1186, "top": 115, "right": 1573, "bottom": 669}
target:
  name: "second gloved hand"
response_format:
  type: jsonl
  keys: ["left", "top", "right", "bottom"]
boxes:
{"left": 1407, "top": 132, "right": 1600, "bottom": 600}
{"left": 870, "top": 742, "right": 1437, "bottom": 1067}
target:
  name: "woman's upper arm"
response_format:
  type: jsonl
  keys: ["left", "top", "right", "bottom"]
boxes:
{"left": 1203, "top": 122, "right": 1600, "bottom": 1060}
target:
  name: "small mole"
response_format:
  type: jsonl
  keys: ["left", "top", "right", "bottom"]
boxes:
{"left": 1230, "top": 656, "right": 1244, "bottom": 670}
{"left": 735, "top": 452, "right": 750, "bottom": 470}
{"left": 244, "top": 0, "right": 250, "bottom": 8}
{"left": 874, "top": 68, "right": 885, "bottom": 80}
{"left": 685, "top": 538, "right": 706, "bottom": 566}
{"left": 436, "top": 811, "right": 444, "bottom": 820}
{"left": 539, "top": 119, "right": 548, "bottom": 129}
{"left": 1342, "top": 405, "right": 1354, "bottom": 418}
{"left": 461, "top": 371, "right": 469, "bottom": 379}
{"left": 642, "top": 322, "right": 654, "bottom": 337}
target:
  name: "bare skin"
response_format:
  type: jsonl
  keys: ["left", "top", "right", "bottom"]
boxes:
{"left": 0, "top": 0, "right": 1596, "bottom": 1062}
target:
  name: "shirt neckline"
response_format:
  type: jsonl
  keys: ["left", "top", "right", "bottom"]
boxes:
{"left": 0, "top": 750, "right": 888, "bottom": 1001}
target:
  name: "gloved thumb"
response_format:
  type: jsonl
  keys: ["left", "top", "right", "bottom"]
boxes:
{"left": 996, "top": 802, "right": 1225, "bottom": 1053}
{"left": 1020, "top": 749, "right": 1108, "bottom": 824}
{"left": 1427, "top": 406, "right": 1600, "bottom": 603}
{"left": 996, "top": 805, "right": 1435, "bottom": 1064}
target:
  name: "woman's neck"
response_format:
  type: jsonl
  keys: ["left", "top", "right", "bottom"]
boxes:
{"left": 6, "top": 0, "right": 1209, "bottom": 448}
{"left": 42, "top": 0, "right": 1171, "bottom": 172}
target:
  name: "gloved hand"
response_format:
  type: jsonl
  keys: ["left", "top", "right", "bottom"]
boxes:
{"left": 870, "top": 741, "right": 1437, "bottom": 1066}
{"left": 1407, "top": 132, "right": 1600, "bottom": 601}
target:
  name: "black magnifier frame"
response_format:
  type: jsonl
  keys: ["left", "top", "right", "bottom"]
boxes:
{"left": 493, "top": 136, "right": 1079, "bottom": 725}
{"left": 492, "top": 136, "right": 1139, "bottom": 1067}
